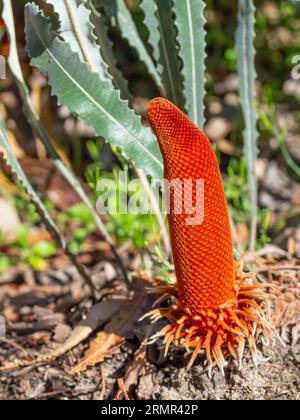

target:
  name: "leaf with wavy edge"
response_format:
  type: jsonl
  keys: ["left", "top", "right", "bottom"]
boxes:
{"left": 155, "top": 0, "right": 185, "bottom": 110}
{"left": 139, "top": 0, "right": 160, "bottom": 63}
{"left": 95, "top": 0, "right": 161, "bottom": 87}
{"left": 25, "top": 3, "right": 163, "bottom": 180}
{"left": 87, "top": 0, "right": 131, "bottom": 99}
{"left": 235, "top": 0, "right": 258, "bottom": 251}
{"left": 43, "top": 0, "right": 108, "bottom": 79}
{"left": 173, "top": 0, "right": 207, "bottom": 127}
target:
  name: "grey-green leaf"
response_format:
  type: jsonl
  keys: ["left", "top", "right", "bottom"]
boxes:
{"left": 25, "top": 3, "right": 163, "bottom": 180}
{"left": 173, "top": 0, "right": 207, "bottom": 127}
{"left": 139, "top": 0, "right": 160, "bottom": 63}
{"left": 43, "top": 0, "right": 108, "bottom": 79}
{"left": 87, "top": 0, "right": 131, "bottom": 99}
{"left": 155, "top": 0, "right": 185, "bottom": 110}
{"left": 235, "top": 0, "right": 258, "bottom": 251}
{"left": 96, "top": 0, "right": 161, "bottom": 87}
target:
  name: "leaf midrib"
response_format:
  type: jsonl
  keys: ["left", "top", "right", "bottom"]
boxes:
{"left": 63, "top": 0, "right": 95, "bottom": 71}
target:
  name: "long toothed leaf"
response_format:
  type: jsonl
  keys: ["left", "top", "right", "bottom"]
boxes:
{"left": 87, "top": 0, "right": 131, "bottom": 99}
{"left": 2, "top": 0, "right": 127, "bottom": 282}
{"left": 25, "top": 3, "right": 163, "bottom": 180}
{"left": 95, "top": 0, "right": 161, "bottom": 87}
{"left": 155, "top": 0, "right": 185, "bottom": 110}
{"left": 235, "top": 0, "right": 258, "bottom": 251}
{"left": 139, "top": 0, "right": 160, "bottom": 64}
{"left": 43, "top": 0, "right": 108, "bottom": 79}
{"left": 173, "top": 0, "right": 207, "bottom": 127}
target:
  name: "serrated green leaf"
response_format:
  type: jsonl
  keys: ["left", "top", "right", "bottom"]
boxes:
{"left": 25, "top": 3, "right": 163, "bottom": 180}
{"left": 114, "top": 0, "right": 161, "bottom": 83}
{"left": 139, "top": 0, "right": 160, "bottom": 64}
{"left": 0, "top": 256, "right": 11, "bottom": 273}
{"left": 155, "top": 0, "right": 185, "bottom": 110}
{"left": 235, "top": 0, "right": 258, "bottom": 251}
{"left": 0, "top": 121, "right": 64, "bottom": 248}
{"left": 173, "top": 0, "right": 207, "bottom": 127}
{"left": 87, "top": 0, "right": 131, "bottom": 99}
{"left": 96, "top": 0, "right": 161, "bottom": 87}
{"left": 43, "top": 0, "right": 108, "bottom": 79}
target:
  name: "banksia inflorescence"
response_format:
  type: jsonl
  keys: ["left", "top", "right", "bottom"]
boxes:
{"left": 145, "top": 98, "right": 276, "bottom": 374}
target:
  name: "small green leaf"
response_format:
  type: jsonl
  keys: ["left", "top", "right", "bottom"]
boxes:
{"left": 88, "top": 1, "right": 131, "bottom": 98}
{"left": 15, "top": 225, "right": 30, "bottom": 249}
{"left": 31, "top": 240, "right": 57, "bottom": 258}
{"left": 0, "top": 256, "right": 12, "bottom": 273}
{"left": 3, "top": 0, "right": 122, "bottom": 272}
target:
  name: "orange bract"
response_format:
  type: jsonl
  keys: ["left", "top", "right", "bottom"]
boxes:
{"left": 146, "top": 98, "right": 275, "bottom": 373}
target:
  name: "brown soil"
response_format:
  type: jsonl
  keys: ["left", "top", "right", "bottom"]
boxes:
{"left": 0, "top": 338, "right": 299, "bottom": 400}
{"left": 138, "top": 342, "right": 300, "bottom": 400}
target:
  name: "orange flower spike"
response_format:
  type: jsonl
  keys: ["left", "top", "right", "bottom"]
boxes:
{"left": 146, "top": 98, "right": 275, "bottom": 373}
{"left": 148, "top": 97, "right": 235, "bottom": 313}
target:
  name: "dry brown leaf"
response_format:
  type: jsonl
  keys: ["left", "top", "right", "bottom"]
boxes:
{"left": 69, "top": 279, "right": 153, "bottom": 375}
{"left": 70, "top": 332, "right": 124, "bottom": 375}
